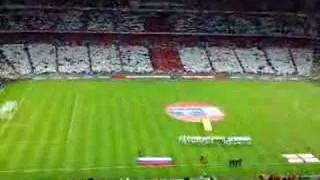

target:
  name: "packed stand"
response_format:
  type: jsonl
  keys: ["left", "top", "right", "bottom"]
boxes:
{"left": 282, "top": 17, "right": 306, "bottom": 36}
{"left": 168, "top": 14, "right": 200, "bottom": 33}
{"left": 0, "top": 57, "right": 17, "bottom": 79}
{"left": 290, "top": 48, "right": 313, "bottom": 76}
{"left": 90, "top": 44, "right": 122, "bottom": 73}
{"left": 178, "top": 46, "right": 212, "bottom": 73}
{"left": 116, "top": 12, "right": 146, "bottom": 32}
{"left": 0, "top": 40, "right": 314, "bottom": 78}
{"left": 0, "top": 0, "right": 316, "bottom": 13}
{"left": 229, "top": 16, "right": 260, "bottom": 34}
{"left": 87, "top": 11, "right": 115, "bottom": 31}
{"left": 3, "top": 11, "right": 28, "bottom": 31}
{"left": 199, "top": 15, "right": 230, "bottom": 33}
{"left": 265, "top": 47, "right": 296, "bottom": 75}
{"left": 151, "top": 47, "right": 184, "bottom": 73}
{"left": 0, "top": 9, "right": 311, "bottom": 37}
{"left": 28, "top": 43, "right": 57, "bottom": 74}
{"left": 234, "top": 47, "right": 274, "bottom": 74}
{"left": 258, "top": 17, "right": 281, "bottom": 35}
{"left": 26, "top": 10, "right": 57, "bottom": 30}
{"left": 56, "top": 11, "right": 84, "bottom": 31}
{"left": 0, "top": 44, "right": 32, "bottom": 75}
{"left": 206, "top": 46, "right": 243, "bottom": 73}
{"left": 120, "top": 45, "right": 153, "bottom": 73}
{"left": 57, "top": 45, "right": 90, "bottom": 73}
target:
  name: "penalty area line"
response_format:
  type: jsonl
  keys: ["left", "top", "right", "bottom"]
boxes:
{"left": 67, "top": 94, "right": 79, "bottom": 143}
{"left": 18, "top": 83, "right": 33, "bottom": 105}
{"left": 19, "top": 97, "right": 24, "bottom": 105}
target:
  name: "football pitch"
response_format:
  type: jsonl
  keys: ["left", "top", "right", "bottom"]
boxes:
{"left": 0, "top": 79, "right": 320, "bottom": 179}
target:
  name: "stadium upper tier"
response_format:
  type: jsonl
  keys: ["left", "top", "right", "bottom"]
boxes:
{"left": 0, "top": 9, "right": 314, "bottom": 37}
{"left": 0, "top": 39, "right": 313, "bottom": 79}
{"left": 0, "top": 0, "right": 316, "bottom": 13}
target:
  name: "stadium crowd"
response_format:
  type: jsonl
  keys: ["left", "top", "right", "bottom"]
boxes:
{"left": 0, "top": 37, "right": 314, "bottom": 78}
{"left": 0, "top": 0, "right": 317, "bottom": 13}
{"left": 0, "top": 0, "right": 317, "bottom": 80}
{"left": 0, "top": 9, "right": 312, "bottom": 37}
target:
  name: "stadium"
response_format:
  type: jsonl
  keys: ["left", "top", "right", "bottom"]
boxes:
{"left": 0, "top": 0, "right": 320, "bottom": 179}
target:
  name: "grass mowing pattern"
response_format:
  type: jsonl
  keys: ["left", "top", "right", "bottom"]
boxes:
{"left": 0, "top": 80, "right": 320, "bottom": 179}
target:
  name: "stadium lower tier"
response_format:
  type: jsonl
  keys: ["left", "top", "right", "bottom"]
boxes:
{"left": 0, "top": 42, "right": 314, "bottom": 79}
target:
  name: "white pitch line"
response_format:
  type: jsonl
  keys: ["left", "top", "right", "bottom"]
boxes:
{"left": 18, "top": 83, "right": 33, "bottom": 105}
{"left": 0, "top": 124, "right": 8, "bottom": 137}
{"left": 293, "top": 99, "right": 303, "bottom": 115}
{"left": 67, "top": 94, "right": 79, "bottom": 143}
{"left": 0, "top": 170, "right": 16, "bottom": 173}
{"left": 19, "top": 97, "right": 24, "bottom": 105}
{"left": 0, "top": 164, "right": 202, "bottom": 174}
{"left": 23, "top": 169, "right": 42, "bottom": 173}
{"left": 0, "top": 162, "right": 302, "bottom": 174}
{"left": 0, "top": 141, "right": 60, "bottom": 147}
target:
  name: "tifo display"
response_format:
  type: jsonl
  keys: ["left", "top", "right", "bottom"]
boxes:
{"left": 0, "top": 41, "right": 314, "bottom": 80}
{"left": 178, "top": 136, "right": 252, "bottom": 145}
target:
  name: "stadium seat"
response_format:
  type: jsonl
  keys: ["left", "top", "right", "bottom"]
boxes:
{"left": 290, "top": 48, "right": 313, "bottom": 76}
{"left": 206, "top": 46, "right": 243, "bottom": 73}
{"left": 0, "top": 59, "right": 17, "bottom": 79}
{"left": 235, "top": 47, "right": 273, "bottom": 74}
{"left": 178, "top": 46, "right": 212, "bottom": 73}
{"left": 57, "top": 45, "right": 90, "bottom": 73}
{"left": 28, "top": 43, "right": 57, "bottom": 74}
{"left": 265, "top": 47, "right": 295, "bottom": 75}
{"left": 120, "top": 45, "right": 154, "bottom": 73}
{"left": 0, "top": 44, "right": 32, "bottom": 75}
{"left": 90, "top": 44, "right": 122, "bottom": 73}
{"left": 151, "top": 47, "right": 184, "bottom": 72}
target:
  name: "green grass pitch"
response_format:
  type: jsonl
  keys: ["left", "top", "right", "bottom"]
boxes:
{"left": 0, "top": 79, "right": 320, "bottom": 179}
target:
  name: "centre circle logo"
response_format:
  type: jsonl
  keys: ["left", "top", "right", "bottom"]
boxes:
{"left": 165, "top": 102, "right": 225, "bottom": 122}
